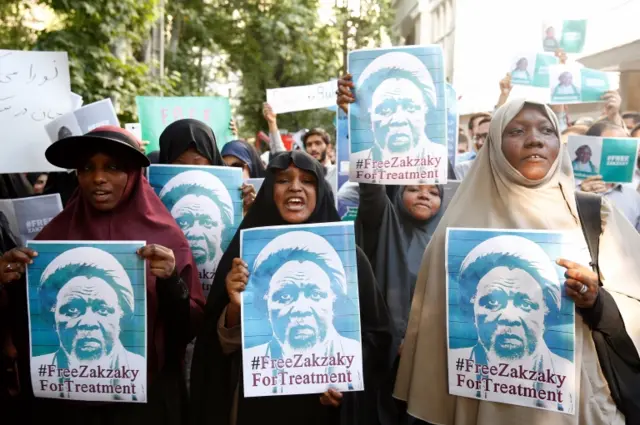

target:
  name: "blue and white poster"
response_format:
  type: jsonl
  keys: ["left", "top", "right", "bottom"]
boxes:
{"left": 445, "top": 228, "right": 586, "bottom": 414}
{"left": 26, "top": 241, "right": 147, "bottom": 402}
{"left": 348, "top": 45, "right": 448, "bottom": 185}
{"left": 510, "top": 53, "right": 559, "bottom": 88}
{"left": 445, "top": 83, "right": 458, "bottom": 169}
{"left": 240, "top": 222, "right": 363, "bottom": 397}
{"left": 336, "top": 108, "right": 359, "bottom": 220}
{"left": 148, "top": 164, "right": 243, "bottom": 296}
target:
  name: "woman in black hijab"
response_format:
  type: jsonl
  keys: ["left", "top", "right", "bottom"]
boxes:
{"left": 159, "top": 119, "right": 226, "bottom": 166}
{"left": 221, "top": 139, "right": 267, "bottom": 179}
{"left": 190, "top": 151, "right": 394, "bottom": 425}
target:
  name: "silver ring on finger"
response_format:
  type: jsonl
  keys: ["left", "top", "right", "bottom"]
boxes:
{"left": 579, "top": 284, "right": 588, "bottom": 295}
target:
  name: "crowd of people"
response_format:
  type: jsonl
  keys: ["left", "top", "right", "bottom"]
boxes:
{"left": 1, "top": 45, "right": 640, "bottom": 425}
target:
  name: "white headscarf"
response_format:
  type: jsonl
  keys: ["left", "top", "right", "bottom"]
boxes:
{"left": 394, "top": 98, "right": 638, "bottom": 425}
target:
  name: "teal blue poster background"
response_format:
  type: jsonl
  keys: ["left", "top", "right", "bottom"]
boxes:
{"left": 600, "top": 137, "right": 639, "bottom": 183}
{"left": 532, "top": 54, "right": 559, "bottom": 88}
{"left": 581, "top": 68, "right": 610, "bottom": 103}
{"left": 560, "top": 20, "right": 587, "bottom": 54}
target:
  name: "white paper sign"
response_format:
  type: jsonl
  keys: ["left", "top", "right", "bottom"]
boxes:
{"left": 125, "top": 123, "right": 142, "bottom": 141}
{"left": 266, "top": 80, "right": 336, "bottom": 114}
{"left": 0, "top": 50, "right": 73, "bottom": 173}
{"left": 0, "top": 194, "right": 63, "bottom": 245}
{"left": 45, "top": 98, "right": 119, "bottom": 143}
{"left": 70, "top": 92, "right": 83, "bottom": 110}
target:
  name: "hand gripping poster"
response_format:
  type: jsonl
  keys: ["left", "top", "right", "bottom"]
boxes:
{"left": 348, "top": 45, "right": 448, "bottom": 185}
{"left": 26, "top": 241, "right": 147, "bottom": 402}
{"left": 445, "top": 228, "right": 590, "bottom": 414}
{"left": 240, "top": 222, "right": 364, "bottom": 397}
{"left": 148, "top": 165, "right": 243, "bottom": 296}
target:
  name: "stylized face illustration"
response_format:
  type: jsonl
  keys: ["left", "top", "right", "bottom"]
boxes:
{"left": 473, "top": 267, "right": 546, "bottom": 361}
{"left": 577, "top": 147, "right": 592, "bottom": 163}
{"left": 560, "top": 73, "right": 573, "bottom": 86}
{"left": 370, "top": 78, "right": 427, "bottom": 154}
{"left": 54, "top": 277, "right": 123, "bottom": 361}
{"left": 172, "top": 194, "right": 223, "bottom": 266}
{"left": 266, "top": 261, "right": 334, "bottom": 351}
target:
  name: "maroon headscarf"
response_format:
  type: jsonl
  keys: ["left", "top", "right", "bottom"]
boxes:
{"left": 36, "top": 126, "right": 205, "bottom": 377}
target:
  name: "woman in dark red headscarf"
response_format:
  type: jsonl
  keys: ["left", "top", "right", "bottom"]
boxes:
{"left": 0, "top": 126, "right": 205, "bottom": 424}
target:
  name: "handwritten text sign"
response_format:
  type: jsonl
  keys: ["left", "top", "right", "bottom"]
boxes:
{"left": 0, "top": 50, "right": 72, "bottom": 173}
{"left": 266, "top": 80, "right": 337, "bottom": 114}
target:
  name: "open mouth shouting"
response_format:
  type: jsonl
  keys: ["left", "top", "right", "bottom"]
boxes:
{"left": 285, "top": 196, "right": 306, "bottom": 212}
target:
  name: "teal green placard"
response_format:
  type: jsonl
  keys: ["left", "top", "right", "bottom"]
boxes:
{"left": 532, "top": 54, "right": 559, "bottom": 88}
{"left": 341, "top": 206, "right": 358, "bottom": 221}
{"left": 599, "top": 138, "right": 638, "bottom": 183}
{"left": 136, "top": 96, "right": 233, "bottom": 153}
{"left": 581, "top": 68, "right": 610, "bottom": 103}
{"left": 560, "top": 20, "right": 587, "bottom": 54}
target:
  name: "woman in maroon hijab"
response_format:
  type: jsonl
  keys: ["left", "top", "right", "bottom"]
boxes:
{"left": 0, "top": 126, "right": 205, "bottom": 424}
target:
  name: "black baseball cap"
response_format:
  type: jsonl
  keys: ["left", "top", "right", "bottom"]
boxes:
{"left": 45, "top": 125, "right": 150, "bottom": 169}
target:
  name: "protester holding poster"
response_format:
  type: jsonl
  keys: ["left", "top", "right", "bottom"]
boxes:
{"left": 0, "top": 126, "right": 205, "bottom": 422}
{"left": 395, "top": 98, "right": 640, "bottom": 424}
{"left": 190, "top": 151, "right": 393, "bottom": 425}
{"left": 240, "top": 223, "right": 364, "bottom": 397}
{"left": 347, "top": 46, "right": 448, "bottom": 185}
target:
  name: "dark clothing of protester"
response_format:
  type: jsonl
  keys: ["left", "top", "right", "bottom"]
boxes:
{"left": 221, "top": 140, "right": 267, "bottom": 178}
{"left": 190, "top": 151, "right": 394, "bottom": 425}
{"left": 42, "top": 172, "right": 78, "bottom": 206}
{"left": 0, "top": 174, "right": 33, "bottom": 199}
{"left": 147, "top": 150, "right": 161, "bottom": 164}
{"left": 28, "top": 143, "right": 205, "bottom": 424}
{"left": 159, "top": 119, "right": 224, "bottom": 166}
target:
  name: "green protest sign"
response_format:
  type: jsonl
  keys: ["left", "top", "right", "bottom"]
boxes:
{"left": 568, "top": 135, "right": 639, "bottom": 183}
{"left": 136, "top": 96, "right": 233, "bottom": 153}
{"left": 542, "top": 20, "right": 588, "bottom": 54}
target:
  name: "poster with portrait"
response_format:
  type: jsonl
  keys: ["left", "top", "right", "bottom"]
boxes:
{"left": 240, "top": 222, "right": 364, "bottom": 397}
{"left": 136, "top": 96, "right": 234, "bottom": 153}
{"left": 25, "top": 241, "right": 147, "bottom": 402}
{"left": 148, "top": 165, "right": 243, "bottom": 296}
{"left": 567, "top": 135, "right": 639, "bottom": 183}
{"left": 445, "top": 228, "right": 591, "bottom": 414}
{"left": 336, "top": 108, "right": 359, "bottom": 220}
{"left": 548, "top": 65, "right": 619, "bottom": 105}
{"left": 0, "top": 194, "right": 62, "bottom": 245}
{"left": 348, "top": 45, "right": 448, "bottom": 185}
{"left": 45, "top": 99, "right": 119, "bottom": 143}
{"left": 510, "top": 53, "right": 559, "bottom": 88}
{"left": 542, "top": 20, "right": 587, "bottom": 54}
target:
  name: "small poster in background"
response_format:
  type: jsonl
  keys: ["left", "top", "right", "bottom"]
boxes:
{"left": 548, "top": 65, "right": 618, "bottom": 105}
{"left": 0, "top": 194, "right": 62, "bottom": 245}
{"left": 266, "top": 80, "right": 337, "bottom": 114}
{"left": 567, "top": 135, "right": 639, "bottom": 182}
{"left": 45, "top": 99, "right": 119, "bottom": 142}
{"left": 136, "top": 96, "right": 234, "bottom": 153}
{"left": 26, "top": 241, "right": 147, "bottom": 402}
{"left": 245, "top": 178, "right": 264, "bottom": 193}
{"left": 445, "top": 83, "right": 459, "bottom": 169}
{"left": 510, "top": 53, "right": 559, "bottom": 88}
{"left": 241, "top": 222, "right": 363, "bottom": 397}
{"left": 0, "top": 50, "right": 73, "bottom": 173}
{"left": 542, "top": 20, "right": 588, "bottom": 54}
{"left": 446, "top": 228, "right": 587, "bottom": 414}
{"left": 348, "top": 45, "right": 448, "bottom": 185}
{"left": 148, "top": 165, "right": 243, "bottom": 296}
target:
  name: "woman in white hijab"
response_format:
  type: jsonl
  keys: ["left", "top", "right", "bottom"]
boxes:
{"left": 394, "top": 98, "right": 640, "bottom": 425}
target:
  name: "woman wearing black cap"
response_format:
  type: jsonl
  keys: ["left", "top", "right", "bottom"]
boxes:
{"left": 0, "top": 125, "right": 205, "bottom": 424}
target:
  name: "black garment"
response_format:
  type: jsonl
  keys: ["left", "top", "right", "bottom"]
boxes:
{"left": 147, "top": 150, "right": 161, "bottom": 164}
{"left": 221, "top": 140, "right": 266, "bottom": 178}
{"left": 42, "top": 172, "right": 78, "bottom": 207}
{"left": 159, "top": 119, "right": 225, "bottom": 165}
{"left": 190, "top": 151, "right": 394, "bottom": 425}
{"left": 0, "top": 174, "right": 32, "bottom": 199}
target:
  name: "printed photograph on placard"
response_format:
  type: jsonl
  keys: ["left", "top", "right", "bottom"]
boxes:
{"left": 26, "top": 241, "right": 147, "bottom": 402}
{"left": 549, "top": 65, "right": 581, "bottom": 104}
{"left": 240, "top": 222, "right": 363, "bottom": 397}
{"left": 0, "top": 194, "right": 63, "bottom": 245}
{"left": 510, "top": 54, "right": 535, "bottom": 85}
{"left": 446, "top": 228, "right": 588, "bottom": 414}
{"left": 568, "top": 135, "right": 639, "bottom": 182}
{"left": 348, "top": 45, "right": 447, "bottom": 185}
{"left": 541, "top": 21, "right": 562, "bottom": 52}
{"left": 148, "top": 165, "right": 243, "bottom": 296}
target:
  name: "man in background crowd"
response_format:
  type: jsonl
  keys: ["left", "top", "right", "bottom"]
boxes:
{"left": 622, "top": 111, "right": 640, "bottom": 132}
